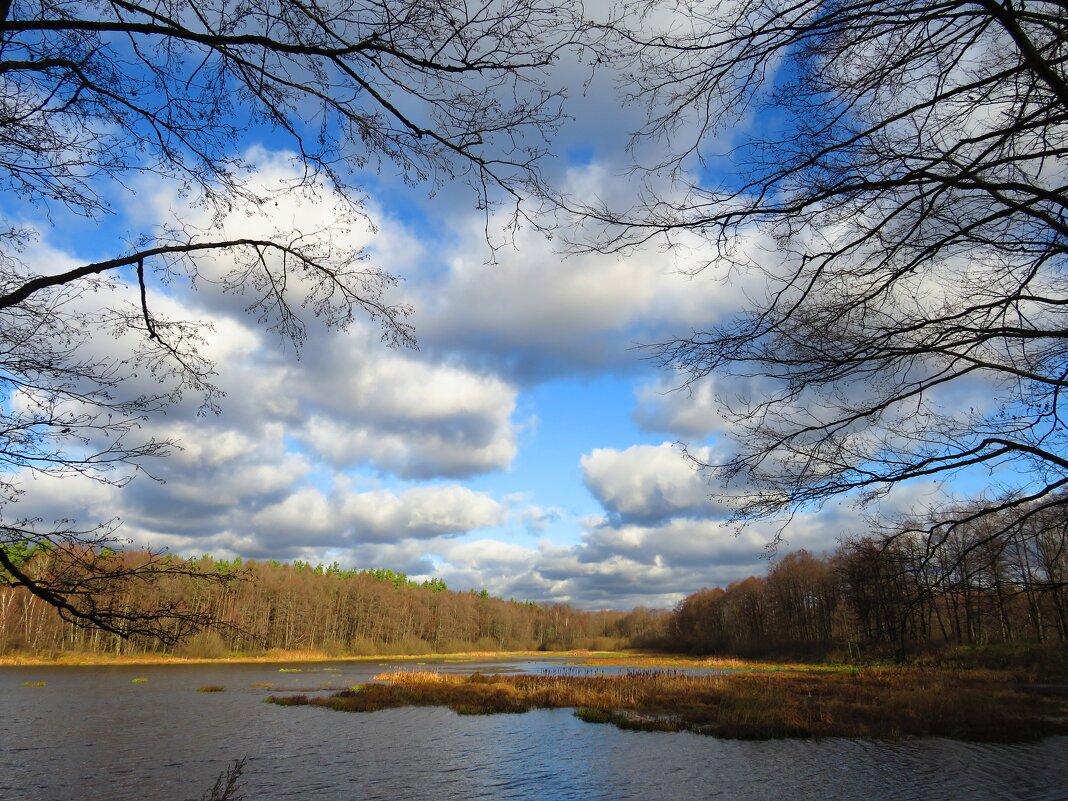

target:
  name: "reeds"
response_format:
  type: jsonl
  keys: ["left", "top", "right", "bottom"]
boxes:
{"left": 197, "top": 685, "right": 226, "bottom": 692}
{"left": 372, "top": 670, "right": 462, "bottom": 683}
{"left": 266, "top": 666, "right": 1068, "bottom": 741}
{"left": 266, "top": 694, "right": 309, "bottom": 706}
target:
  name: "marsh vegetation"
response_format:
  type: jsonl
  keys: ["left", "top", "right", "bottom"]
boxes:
{"left": 266, "top": 664, "right": 1068, "bottom": 742}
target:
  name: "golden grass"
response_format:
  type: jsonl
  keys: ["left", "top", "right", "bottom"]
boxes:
{"left": 579, "top": 654, "right": 857, "bottom": 674}
{"left": 0, "top": 648, "right": 624, "bottom": 668}
{"left": 267, "top": 666, "right": 1068, "bottom": 742}
{"left": 372, "top": 670, "right": 464, "bottom": 683}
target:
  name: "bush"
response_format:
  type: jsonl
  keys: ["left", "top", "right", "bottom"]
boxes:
{"left": 178, "top": 631, "right": 228, "bottom": 659}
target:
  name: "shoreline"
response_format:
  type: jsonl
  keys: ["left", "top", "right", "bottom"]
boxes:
{"left": 0, "top": 649, "right": 846, "bottom": 673}
{"left": 0, "top": 648, "right": 640, "bottom": 668}
{"left": 0, "top": 649, "right": 818, "bottom": 673}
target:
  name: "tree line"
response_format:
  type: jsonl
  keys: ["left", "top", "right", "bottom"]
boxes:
{"left": 0, "top": 549, "right": 662, "bottom": 657}
{"left": 7, "top": 494, "right": 1065, "bottom": 661}
{"left": 669, "top": 500, "right": 1068, "bottom": 658}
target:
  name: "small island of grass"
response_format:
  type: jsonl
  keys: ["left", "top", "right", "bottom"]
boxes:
{"left": 266, "top": 664, "right": 1068, "bottom": 742}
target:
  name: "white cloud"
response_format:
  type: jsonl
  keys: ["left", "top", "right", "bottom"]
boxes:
{"left": 251, "top": 483, "right": 506, "bottom": 546}
{"left": 293, "top": 348, "right": 518, "bottom": 478}
{"left": 517, "top": 504, "right": 563, "bottom": 533}
{"left": 410, "top": 172, "right": 758, "bottom": 383}
{"left": 5, "top": 134, "right": 972, "bottom": 613}
{"left": 580, "top": 442, "right": 727, "bottom": 524}
{"left": 632, "top": 376, "right": 725, "bottom": 438}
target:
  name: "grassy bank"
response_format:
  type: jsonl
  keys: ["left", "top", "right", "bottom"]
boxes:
{"left": 267, "top": 666, "right": 1068, "bottom": 742}
{"left": 0, "top": 648, "right": 625, "bottom": 668}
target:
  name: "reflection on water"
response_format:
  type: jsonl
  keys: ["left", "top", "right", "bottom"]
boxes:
{"left": 1, "top": 660, "right": 1066, "bottom": 801}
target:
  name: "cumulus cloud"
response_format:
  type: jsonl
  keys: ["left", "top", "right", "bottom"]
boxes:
{"left": 6, "top": 128, "right": 962, "bottom": 613}
{"left": 529, "top": 476, "right": 949, "bottom": 608}
{"left": 580, "top": 442, "right": 727, "bottom": 524}
{"left": 632, "top": 377, "right": 725, "bottom": 438}
{"left": 4, "top": 157, "right": 529, "bottom": 573}
{"left": 292, "top": 348, "right": 518, "bottom": 478}
{"left": 251, "top": 483, "right": 506, "bottom": 546}
{"left": 428, "top": 487, "right": 936, "bottom": 610}
{"left": 408, "top": 167, "right": 768, "bottom": 384}
{"left": 517, "top": 504, "right": 563, "bottom": 533}
{"left": 18, "top": 152, "right": 524, "bottom": 477}
{"left": 157, "top": 154, "right": 522, "bottom": 480}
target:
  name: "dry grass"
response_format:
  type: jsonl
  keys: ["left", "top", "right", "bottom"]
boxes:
{"left": 579, "top": 654, "right": 857, "bottom": 673}
{"left": 372, "top": 670, "right": 464, "bottom": 683}
{"left": 0, "top": 648, "right": 347, "bottom": 667}
{"left": 267, "top": 666, "right": 1068, "bottom": 742}
{"left": 0, "top": 648, "right": 621, "bottom": 668}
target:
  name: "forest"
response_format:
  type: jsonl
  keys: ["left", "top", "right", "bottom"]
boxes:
{"left": 0, "top": 551, "right": 664, "bottom": 658}
{"left": 668, "top": 500, "right": 1068, "bottom": 658}
{"left": 4, "top": 496, "right": 1065, "bottom": 662}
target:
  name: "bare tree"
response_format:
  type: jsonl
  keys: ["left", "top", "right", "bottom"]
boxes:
{"left": 580, "top": 0, "right": 1068, "bottom": 546}
{"left": 0, "top": 0, "right": 583, "bottom": 636}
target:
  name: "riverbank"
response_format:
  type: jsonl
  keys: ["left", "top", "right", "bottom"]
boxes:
{"left": 269, "top": 664, "right": 1068, "bottom": 742}
{"left": 4, "top": 647, "right": 1061, "bottom": 678}
{"left": 0, "top": 648, "right": 640, "bottom": 668}
{"left": 0, "top": 649, "right": 872, "bottom": 675}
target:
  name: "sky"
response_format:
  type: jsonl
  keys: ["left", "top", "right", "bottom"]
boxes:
{"left": 3, "top": 10, "right": 948, "bottom": 611}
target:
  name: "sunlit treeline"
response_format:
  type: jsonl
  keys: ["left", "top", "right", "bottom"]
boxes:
{"left": 671, "top": 501, "right": 1068, "bottom": 656}
{"left": 0, "top": 552, "right": 666, "bottom": 656}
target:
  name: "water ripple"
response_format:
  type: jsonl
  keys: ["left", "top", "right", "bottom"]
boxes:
{"left": 1, "top": 662, "right": 1066, "bottom": 801}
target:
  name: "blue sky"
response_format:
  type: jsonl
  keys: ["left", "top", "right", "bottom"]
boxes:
{"left": 2, "top": 11, "right": 956, "bottom": 611}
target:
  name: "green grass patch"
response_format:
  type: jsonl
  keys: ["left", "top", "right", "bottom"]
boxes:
{"left": 22, "top": 680, "right": 46, "bottom": 687}
{"left": 574, "top": 707, "right": 613, "bottom": 724}
{"left": 197, "top": 685, "right": 225, "bottom": 692}
{"left": 131, "top": 677, "right": 148, "bottom": 684}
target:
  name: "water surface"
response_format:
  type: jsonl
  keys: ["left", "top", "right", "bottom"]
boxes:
{"left": 2, "top": 659, "right": 1066, "bottom": 800}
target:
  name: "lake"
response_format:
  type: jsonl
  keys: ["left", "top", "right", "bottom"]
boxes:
{"left": 2, "top": 658, "right": 1066, "bottom": 800}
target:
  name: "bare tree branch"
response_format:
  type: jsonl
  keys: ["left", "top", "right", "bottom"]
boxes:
{"left": 569, "top": 0, "right": 1068, "bottom": 570}
{"left": 0, "top": 0, "right": 584, "bottom": 637}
